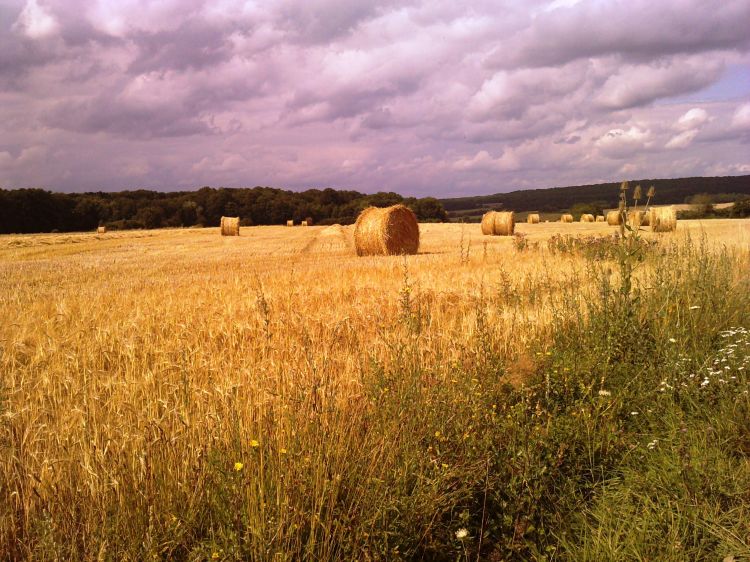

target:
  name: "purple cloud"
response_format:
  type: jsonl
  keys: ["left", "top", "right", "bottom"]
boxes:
{"left": 0, "top": 0, "right": 748, "bottom": 196}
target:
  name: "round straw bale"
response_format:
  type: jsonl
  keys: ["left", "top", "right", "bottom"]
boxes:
{"left": 606, "top": 210, "right": 622, "bottom": 225}
{"left": 640, "top": 211, "right": 650, "bottom": 226}
{"left": 580, "top": 214, "right": 595, "bottom": 222}
{"left": 596, "top": 215, "right": 605, "bottom": 222}
{"left": 354, "top": 204, "right": 419, "bottom": 256}
{"left": 286, "top": 220, "right": 294, "bottom": 227}
{"left": 627, "top": 210, "right": 645, "bottom": 227}
{"left": 481, "top": 211, "right": 496, "bottom": 235}
{"left": 301, "top": 220, "right": 308, "bottom": 227}
{"left": 493, "top": 211, "right": 515, "bottom": 235}
{"left": 96, "top": 226, "right": 107, "bottom": 234}
{"left": 650, "top": 206, "right": 677, "bottom": 232}
{"left": 527, "top": 213, "right": 540, "bottom": 224}
{"left": 560, "top": 214, "right": 573, "bottom": 223}
{"left": 220, "top": 216, "right": 240, "bottom": 236}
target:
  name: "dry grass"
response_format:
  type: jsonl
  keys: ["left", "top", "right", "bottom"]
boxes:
{"left": 1, "top": 219, "right": 748, "bottom": 559}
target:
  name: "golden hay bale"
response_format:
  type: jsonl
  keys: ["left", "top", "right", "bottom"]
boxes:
{"left": 320, "top": 224, "right": 344, "bottom": 236}
{"left": 640, "top": 211, "right": 650, "bottom": 226}
{"left": 606, "top": 210, "right": 622, "bottom": 225}
{"left": 354, "top": 204, "right": 419, "bottom": 256}
{"left": 596, "top": 215, "right": 605, "bottom": 222}
{"left": 301, "top": 220, "right": 309, "bottom": 227}
{"left": 580, "top": 214, "right": 595, "bottom": 222}
{"left": 481, "top": 211, "right": 496, "bottom": 235}
{"left": 493, "top": 211, "right": 515, "bottom": 235}
{"left": 527, "top": 213, "right": 540, "bottom": 224}
{"left": 481, "top": 211, "right": 515, "bottom": 235}
{"left": 220, "top": 216, "right": 240, "bottom": 236}
{"left": 627, "top": 210, "right": 645, "bottom": 227}
{"left": 560, "top": 214, "right": 573, "bottom": 223}
{"left": 286, "top": 220, "right": 294, "bottom": 227}
{"left": 96, "top": 226, "right": 107, "bottom": 234}
{"left": 650, "top": 206, "right": 677, "bottom": 233}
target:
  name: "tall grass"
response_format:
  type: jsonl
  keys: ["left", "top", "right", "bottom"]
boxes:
{"left": 1, "top": 225, "right": 748, "bottom": 560}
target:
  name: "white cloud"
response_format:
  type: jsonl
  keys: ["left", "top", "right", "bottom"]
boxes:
{"left": 665, "top": 129, "right": 699, "bottom": 149}
{"left": 595, "top": 127, "right": 652, "bottom": 159}
{"left": 13, "top": 0, "right": 59, "bottom": 39}
{"left": 596, "top": 57, "right": 723, "bottom": 109}
{"left": 677, "top": 108, "right": 709, "bottom": 130}
{"left": 731, "top": 102, "right": 750, "bottom": 130}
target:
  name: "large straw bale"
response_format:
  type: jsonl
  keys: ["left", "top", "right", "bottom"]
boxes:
{"left": 481, "top": 211, "right": 496, "bottom": 235}
{"left": 527, "top": 213, "right": 540, "bottom": 224}
{"left": 481, "top": 211, "right": 515, "bottom": 235}
{"left": 606, "top": 211, "right": 622, "bottom": 225}
{"left": 627, "top": 210, "right": 645, "bottom": 227}
{"left": 580, "top": 214, "right": 595, "bottom": 222}
{"left": 354, "top": 204, "right": 419, "bottom": 256}
{"left": 650, "top": 207, "right": 677, "bottom": 232}
{"left": 221, "top": 216, "right": 240, "bottom": 236}
{"left": 560, "top": 214, "right": 574, "bottom": 223}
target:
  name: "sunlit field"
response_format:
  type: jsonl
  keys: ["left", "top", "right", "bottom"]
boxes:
{"left": 2, "top": 219, "right": 749, "bottom": 561}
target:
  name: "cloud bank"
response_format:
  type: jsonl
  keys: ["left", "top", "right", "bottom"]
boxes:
{"left": 0, "top": 0, "right": 749, "bottom": 196}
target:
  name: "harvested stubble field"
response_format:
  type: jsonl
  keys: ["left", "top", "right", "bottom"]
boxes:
{"left": 1, "top": 219, "right": 750, "bottom": 561}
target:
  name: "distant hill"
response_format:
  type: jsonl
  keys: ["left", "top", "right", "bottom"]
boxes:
{"left": 440, "top": 175, "right": 750, "bottom": 218}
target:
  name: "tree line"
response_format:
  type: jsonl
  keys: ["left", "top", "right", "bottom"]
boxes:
{"left": 0, "top": 187, "right": 448, "bottom": 234}
{"left": 440, "top": 175, "right": 750, "bottom": 213}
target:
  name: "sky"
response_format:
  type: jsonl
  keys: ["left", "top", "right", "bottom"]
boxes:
{"left": 1, "top": 0, "right": 749, "bottom": 197}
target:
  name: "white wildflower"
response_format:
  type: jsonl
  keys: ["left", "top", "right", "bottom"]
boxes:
{"left": 598, "top": 389, "right": 611, "bottom": 397}
{"left": 455, "top": 528, "right": 468, "bottom": 540}
{"left": 669, "top": 338, "right": 677, "bottom": 343}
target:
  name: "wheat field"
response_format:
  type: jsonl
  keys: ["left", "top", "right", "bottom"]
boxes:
{"left": 1, "top": 219, "right": 749, "bottom": 560}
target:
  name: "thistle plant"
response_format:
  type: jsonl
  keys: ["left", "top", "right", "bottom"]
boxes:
{"left": 618, "top": 181, "right": 628, "bottom": 238}
{"left": 632, "top": 184, "right": 642, "bottom": 212}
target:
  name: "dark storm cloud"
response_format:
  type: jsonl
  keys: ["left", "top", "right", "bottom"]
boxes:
{"left": 274, "top": 0, "right": 387, "bottom": 43}
{"left": 42, "top": 94, "right": 213, "bottom": 138}
{"left": 127, "top": 19, "right": 236, "bottom": 74}
{"left": 489, "top": 0, "right": 750, "bottom": 69}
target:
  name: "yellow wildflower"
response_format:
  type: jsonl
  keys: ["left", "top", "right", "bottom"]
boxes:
{"left": 250, "top": 439, "right": 260, "bottom": 448}
{"left": 234, "top": 462, "right": 243, "bottom": 471}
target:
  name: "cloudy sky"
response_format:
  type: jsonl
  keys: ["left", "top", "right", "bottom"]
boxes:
{"left": 1, "top": 0, "right": 749, "bottom": 196}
